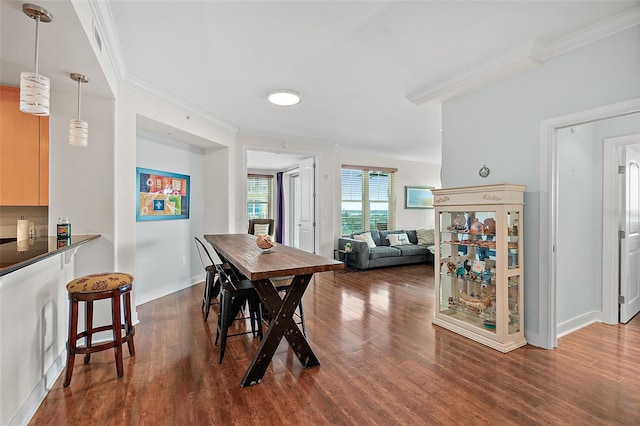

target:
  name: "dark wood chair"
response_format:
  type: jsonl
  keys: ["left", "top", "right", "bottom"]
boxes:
{"left": 248, "top": 218, "right": 274, "bottom": 237}
{"left": 376, "top": 222, "right": 388, "bottom": 231}
{"left": 194, "top": 237, "right": 220, "bottom": 321}
{"left": 213, "top": 259, "right": 263, "bottom": 364}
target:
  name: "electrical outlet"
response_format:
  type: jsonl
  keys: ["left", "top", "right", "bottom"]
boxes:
{"left": 181, "top": 257, "right": 187, "bottom": 266}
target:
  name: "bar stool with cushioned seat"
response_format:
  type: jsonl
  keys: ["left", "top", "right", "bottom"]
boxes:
{"left": 64, "top": 272, "right": 136, "bottom": 387}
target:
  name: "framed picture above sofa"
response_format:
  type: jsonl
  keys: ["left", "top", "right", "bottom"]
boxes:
{"left": 405, "top": 186, "right": 434, "bottom": 209}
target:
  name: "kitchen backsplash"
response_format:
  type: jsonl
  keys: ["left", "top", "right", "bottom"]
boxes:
{"left": 0, "top": 206, "right": 48, "bottom": 238}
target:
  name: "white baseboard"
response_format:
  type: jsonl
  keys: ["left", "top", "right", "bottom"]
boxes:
{"left": 524, "top": 329, "right": 545, "bottom": 349}
{"left": 9, "top": 349, "right": 65, "bottom": 426}
{"left": 557, "top": 310, "right": 601, "bottom": 338}
{"left": 135, "top": 276, "right": 203, "bottom": 306}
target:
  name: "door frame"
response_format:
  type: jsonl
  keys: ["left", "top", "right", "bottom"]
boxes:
{"left": 603, "top": 134, "right": 640, "bottom": 325}
{"left": 242, "top": 147, "right": 320, "bottom": 253}
{"left": 539, "top": 97, "right": 640, "bottom": 349}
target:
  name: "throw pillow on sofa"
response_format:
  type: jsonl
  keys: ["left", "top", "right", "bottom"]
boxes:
{"left": 354, "top": 232, "right": 376, "bottom": 248}
{"left": 416, "top": 229, "right": 434, "bottom": 245}
{"left": 387, "top": 233, "right": 411, "bottom": 246}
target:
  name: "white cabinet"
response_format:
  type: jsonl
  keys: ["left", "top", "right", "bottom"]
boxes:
{"left": 432, "top": 184, "right": 525, "bottom": 352}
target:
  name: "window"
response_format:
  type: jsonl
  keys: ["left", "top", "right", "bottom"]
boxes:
{"left": 247, "top": 174, "right": 273, "bottom": 219}
{"left": 341, "top": 165, "right": 396, "bottom": 235}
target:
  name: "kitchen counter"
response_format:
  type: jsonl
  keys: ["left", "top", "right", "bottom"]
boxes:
{"left": 0, "top": 234, "right": 100, "bottom": 276}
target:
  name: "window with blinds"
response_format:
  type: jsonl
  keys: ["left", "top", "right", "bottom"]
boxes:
{"left": 341, "top": 165, "right": 396, "bottom": 235}
{"left": 247, "top": 174, "right": 273, "bottom": 219}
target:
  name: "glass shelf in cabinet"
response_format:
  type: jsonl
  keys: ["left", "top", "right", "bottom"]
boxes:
{"left": 438, "top": 306, "right": 497, "bottom": 333}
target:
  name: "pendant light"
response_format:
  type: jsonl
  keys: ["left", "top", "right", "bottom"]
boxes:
{"left": 69, "top": 73, "right": 89, "bottom": 147}
{"left": 19, "top": 3, "right": 53, "bottom": 116}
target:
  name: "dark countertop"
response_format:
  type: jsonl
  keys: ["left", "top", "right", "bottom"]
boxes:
{"left": 0, "top": 235, "right": 101, "bottom": 277}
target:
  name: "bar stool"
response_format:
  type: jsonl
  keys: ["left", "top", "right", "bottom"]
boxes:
{"left": 63, "top": 272, "right": 136, "bottom": 387}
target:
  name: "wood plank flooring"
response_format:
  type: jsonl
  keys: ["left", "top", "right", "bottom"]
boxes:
{"left": 30, "top": 264, "right": 640, "bottom": 425}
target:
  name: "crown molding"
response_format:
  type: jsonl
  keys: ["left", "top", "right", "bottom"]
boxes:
{"left": 407, "top": 38, "right": 544, "bottom": 105}
{"left": 237, "top": 128, "right": 339, "bottom": 150}
{"left": 123, "top": 73, "right": 239, "bottom": 134}
{"left": 238, "top": 128, "right": 440, "bottom": 163}
{"left": 542, "top": 6, "right": 640, "bottom": 60}
{"left": 408, "top": 6, "right": 640, "bottom": 106}
{"left": 335, "top": 146, "right": 441, "bottom": 165}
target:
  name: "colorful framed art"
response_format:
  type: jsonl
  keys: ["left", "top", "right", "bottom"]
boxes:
{"left": 136, "top": 168, "right": 190, "bottom": 221}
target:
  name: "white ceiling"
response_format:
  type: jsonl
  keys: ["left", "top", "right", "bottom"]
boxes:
{"left": 2, "top": 1, "right": 639, "bottom": 166}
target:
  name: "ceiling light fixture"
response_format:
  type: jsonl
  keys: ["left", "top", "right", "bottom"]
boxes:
{"left": 267, "top": 89, "right": 301, "bottom": 106}
{"left": 20, "top": 3, "right": 53, "bottom": 116}
{"left": 69, "top": 73, "right": 89, "bottom": 147}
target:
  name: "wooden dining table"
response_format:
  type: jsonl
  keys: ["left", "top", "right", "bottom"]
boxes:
{"left": 204, "top": 233, "right": 344, "bottom": 387}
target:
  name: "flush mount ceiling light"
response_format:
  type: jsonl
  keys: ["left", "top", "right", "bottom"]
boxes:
{"left": 267, "top": 89, "right": 301, "bottom": 106}
{"left": 20, "top": 3, "right": 53, "bottom": 116}
{"left": 69, "top": 73, "right": 89, "bottom": 147}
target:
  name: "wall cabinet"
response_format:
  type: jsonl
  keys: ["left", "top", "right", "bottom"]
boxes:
{"left": 0, "top": 86, "right": 49, "bottom": 206}
{"left": 432, "top": 184, "right": 525, "bottom": 352}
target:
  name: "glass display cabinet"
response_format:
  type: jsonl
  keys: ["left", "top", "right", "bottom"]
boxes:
{"left": 432, "top": 184, "right": 526, "bottom": 352}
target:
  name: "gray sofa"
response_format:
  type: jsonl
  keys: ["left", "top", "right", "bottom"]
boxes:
{"left": 338, "top": 229, "right": 434, "bottom": 271}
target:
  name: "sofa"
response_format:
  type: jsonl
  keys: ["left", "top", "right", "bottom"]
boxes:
{"left": 338, "top": 229, "right": 435, "bottom": 271}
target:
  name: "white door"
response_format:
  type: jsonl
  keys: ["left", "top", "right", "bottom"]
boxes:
{"left": 298, "top": 157, "right": 315, "bottom": 253}
{"left": 291, "top": 173, "right": 300, "bottom": 248}
{"left": 620, "top": 144, "right": 640, "bottom": 323}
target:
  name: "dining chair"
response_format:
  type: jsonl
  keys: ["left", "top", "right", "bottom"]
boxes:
{"left": 247, "top": 218, "right": 275, "bottom": 237}
{"left": 194, "top": 237, "right": 220, "bottom": 321}
{"left": 213, "top": 261, "right": 263, "bottom": 364}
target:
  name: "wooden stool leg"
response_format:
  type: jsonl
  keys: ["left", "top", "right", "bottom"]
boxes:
{"left": 84, "top": 300, "right": 93, "bottom": 364}
{"left": 112, "top": 291, "right": 124, "bottom": 378}
{"left": 64, "top": 296, "right": 78, "bottom": 387}
{"left": 123, "top": 291, "right": 135, "bottom": 356}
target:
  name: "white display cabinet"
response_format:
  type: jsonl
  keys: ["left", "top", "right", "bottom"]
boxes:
{"left": 432, "top": 184, "right": 526, "bottom": 352}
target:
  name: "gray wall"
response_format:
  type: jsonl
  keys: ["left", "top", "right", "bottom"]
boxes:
{"left": 441, "top": 26, "right": 640, "bottom": 347}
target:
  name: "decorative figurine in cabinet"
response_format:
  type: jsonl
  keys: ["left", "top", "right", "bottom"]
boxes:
{"left": 432, "top": 184, "right": 525, "bottom": 352}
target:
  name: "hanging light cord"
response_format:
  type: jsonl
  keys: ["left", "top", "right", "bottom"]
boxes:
{"left": 76, "top": 78, "right": 82, "bottom": 120}
{"left": 33, "top": 14, "right": 41, "bottom": 74}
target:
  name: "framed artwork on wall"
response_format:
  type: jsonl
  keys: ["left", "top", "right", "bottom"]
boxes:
{"left": 136, "top": 167, "right": 190, "bottom": 221}
{"left": 405, "top": 186, "right": 434, "bottom": 209}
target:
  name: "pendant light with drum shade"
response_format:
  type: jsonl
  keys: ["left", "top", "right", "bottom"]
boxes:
{"left": 19, "top": 3, "right": 53, "bottom": 116}
{"left": 69, "top": 73, "right": 89, "bottom": 147}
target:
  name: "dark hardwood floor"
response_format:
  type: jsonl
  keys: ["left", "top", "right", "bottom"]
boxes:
{"left": 30, "top": 264, "right": 640, "bottom": 425}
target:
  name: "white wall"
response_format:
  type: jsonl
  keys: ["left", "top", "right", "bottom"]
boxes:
{"left": 114, "top": 86, "right": 237, "bottom": 312}
{"left": 134, "top": 132, "right": 205, "bottom": 305}
{"left": 556, "top": 124, "right": 601, "bottom": 326}
{"left": 49, "top": 90, "right": 116, "bottom": 275}
{"left": 441, "top": 26, "right": 640, "bottom": 347}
